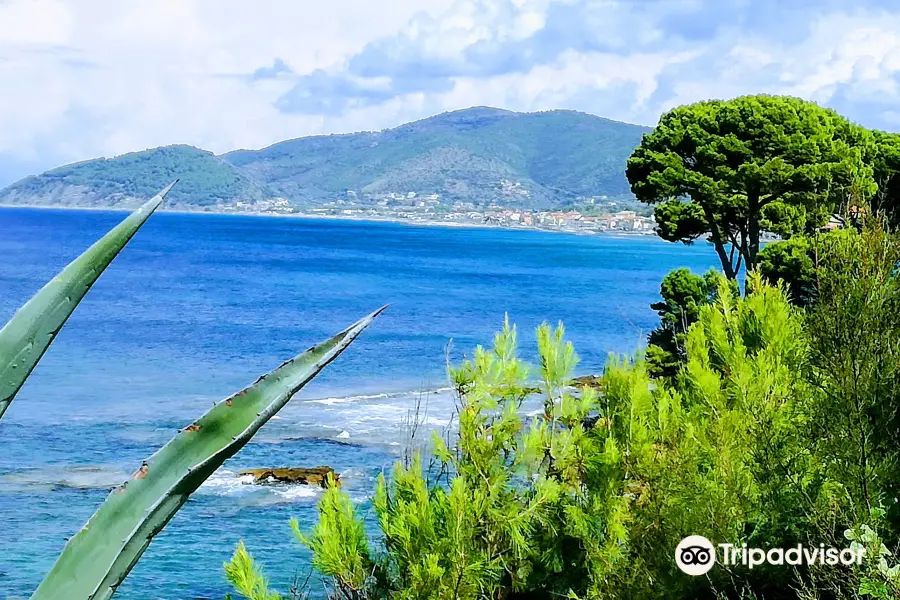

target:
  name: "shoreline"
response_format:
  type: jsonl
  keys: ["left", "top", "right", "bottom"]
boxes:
{"left": 0, "top": 203, "right": 661, "bottom": 240}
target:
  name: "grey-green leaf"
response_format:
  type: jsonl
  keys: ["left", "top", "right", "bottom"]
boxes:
{"left": 30, "top": 306, "right": 386, "bottom": 600}
{"left": 0, "top": 181, "right": 177, "bottom": 420}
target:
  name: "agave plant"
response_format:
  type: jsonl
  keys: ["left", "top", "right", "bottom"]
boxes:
{"left": 30, "top": 306, "right": 385, "bottom": 600}
{"left": 0, "top": 185, "right": 386, "bottom": 599}
{"left": 0, "top": 181, "right": 177, "bottom": 420}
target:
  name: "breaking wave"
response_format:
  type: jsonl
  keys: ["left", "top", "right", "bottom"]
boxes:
{"left": 197, "top": 468, "right": 323, "bottom": 505}
{"left": 0, "top": 465, "right": 131, "bottom": 491}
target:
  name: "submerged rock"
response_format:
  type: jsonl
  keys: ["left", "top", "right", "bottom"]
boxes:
{"left": 522, "top": 374, "right": 604, "bottom": 395}
{"left": 238, "top": 466, "right": 341, "bottom": 488}
{"left": 571, "top": 374, "right": 604, "bottom": 389}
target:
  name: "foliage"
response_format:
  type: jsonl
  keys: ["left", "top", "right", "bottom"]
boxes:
{"left": 237, "top": 263, "right": 900, "bottom": 599}
{"left": 756, "top": 235, "right": 819, "bottom": 307}
{"left": 845, "top": 515, "right": 900, "bottom": 599}
{"left": 644, "top": 267, "right": 736, "bottom": 378}
{"left": 226, "top": 108, "right": 650, "bottom": 206}
{"left": 31, "top": 308, "right": 384, "bottom": 600}
{"left": 804, "top": 224, "right": 900, "bottom": 531}
{"left": 237, "top": 320, "right": 623, "bottom": 599}
{"left": 755, "top": 227, "right": 857, "bottom": 307}
{"left": 0, "top": 108, "right": 651, "bottom": 209}
{"left": 0, "top": 145, "right": 269, "bottom": 207}
{"left": 626, "top": 94, "right": 876, "bottom": 278}
{"left": 869, "top": 130, "right": 900, "bottom": 227}
{"left": 611, "top": 273, "right": 821, "bottom": 598}
{"left": 292, "top": 475, "right": 372, "bottom": 595}
{"left": 224, "top": 542, "right": 284, "bottom": 600}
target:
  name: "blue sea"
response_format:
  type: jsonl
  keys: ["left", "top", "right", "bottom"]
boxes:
{"left": 0, "top": 209, "right": 716, "bottom": 599}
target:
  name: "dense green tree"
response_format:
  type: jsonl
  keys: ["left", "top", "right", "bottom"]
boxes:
{"left": 756, "top": 228, "right": 860, "bottom": 307}
{"left": 869, "top": 130, "right": 900, "bottom": 227}
{"left": 805, "top": 224, "right": 900, "bottom": 530}
{"left": 626, "top": 95, "right": 876, "bottom": 279}
{"left": 645, "top": 267, "right": 735, "bottom": 378}
{"left": 756, "top": 234, "right": 820, "bottom": 307}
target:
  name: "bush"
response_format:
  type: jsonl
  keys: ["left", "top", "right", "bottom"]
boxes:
{"left": 645, "top": 267, "right": 737, "bottom": 378}
{"left": 231, "top": 231, "right": 900, "bottom": 600}
{"left": 803, "top": 224, "right": 900, "bottom": 537}
{"left": 756, "top": 228, "right": 859, "bottom": 308}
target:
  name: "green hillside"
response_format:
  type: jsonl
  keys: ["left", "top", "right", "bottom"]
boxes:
{"left": 0, "top": 145, "right": 269, "bottom": 207}
{"left": 0, "top": 107, "right": 651, "bottom": 208}
{"left": 224, "top": 107, "right": 651, "bottom": 206}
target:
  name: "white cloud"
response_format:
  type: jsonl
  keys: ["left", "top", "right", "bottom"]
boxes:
{"left": 0, "top": 0, "right": 899, "bottom": 185}
{"left": 0, "top": 0, "right": 460, "bottom": 176}
{"left": 0, "top": 0, "right": 73, "bottom": 45}
{"left": 654, "top": 10, "right": 900, "bottom": 117}
{"left": 431, "top": 48, "right": 699, "bottom": 124}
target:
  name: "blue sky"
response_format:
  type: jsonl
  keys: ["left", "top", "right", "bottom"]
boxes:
{"left": 1, "top": 0, "right": 899, "bottom": 186}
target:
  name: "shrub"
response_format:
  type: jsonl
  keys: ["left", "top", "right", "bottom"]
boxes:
{"left": 233, "top": 232, "right": 900, "bottom": 599}
{"left": 645, "top": 267, "right": 737, "bottom": 378}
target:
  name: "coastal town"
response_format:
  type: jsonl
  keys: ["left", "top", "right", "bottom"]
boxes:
{"left": 216, "top": 190, "right": 659, "bottom": 235}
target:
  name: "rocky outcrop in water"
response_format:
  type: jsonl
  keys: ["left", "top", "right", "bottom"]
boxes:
{"left": 571, "top": 375, "right": 603, "bottom": 388}
{"left": 238, "top": 466, "right": 341, "bottom": 488}
{"left": 520, "top": 374, "right": 605, "bottom": 395}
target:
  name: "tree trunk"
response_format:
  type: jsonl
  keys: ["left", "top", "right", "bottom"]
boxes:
{"left": 748, "top": 215, "right": 760, "bottom": 272}
{"left": 746, "top": 192, "right": 762, "bottom": 274}
{"left": 702, "top": 206, "right": 737, "bottom": 279}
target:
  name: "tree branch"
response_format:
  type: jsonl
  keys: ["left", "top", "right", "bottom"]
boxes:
{"left": 702, "top": 204, "right": 737, "bottom": 279}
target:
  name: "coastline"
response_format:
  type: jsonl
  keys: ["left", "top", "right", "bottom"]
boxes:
{"left": 0, "top": 200, "right": 715, "bottom": 600}
{"left": 0, "top": 202, "right": 661, "bottom": 239}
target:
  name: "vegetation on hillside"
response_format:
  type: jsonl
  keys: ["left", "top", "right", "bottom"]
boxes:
{"left": 0, "top": 108, "right": 649, "bottom": 209}
{"left": 1, "top": 108, "right": 648, "bottom": 209}
{"left": 0, "top": 145, "right": 269, "bottom": 207}
{"left": 223, "top": 107, "right": 650, "bottom": 206}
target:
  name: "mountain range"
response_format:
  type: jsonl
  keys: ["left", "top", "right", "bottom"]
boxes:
{"left": 0, "top": 107, "right": 651, "bottom": 209}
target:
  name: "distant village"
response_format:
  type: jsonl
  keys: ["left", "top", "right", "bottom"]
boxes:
{"left": 215, "top": 183, "right": 658, "bottom": 235}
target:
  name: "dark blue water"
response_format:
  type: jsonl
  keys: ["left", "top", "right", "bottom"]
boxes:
{"left": 0, "top": 209, "right": 717, "bottom": 599}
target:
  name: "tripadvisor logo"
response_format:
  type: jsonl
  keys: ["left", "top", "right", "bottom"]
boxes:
{"left": 675, "top": 536, "right": 866, "bottom": 576}
{"left": 676, "top": 536, "right": 716, "bottom": 576}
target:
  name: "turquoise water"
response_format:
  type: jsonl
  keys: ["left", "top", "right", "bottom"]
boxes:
{"left": 0, "top": 209, "right": 717, "bottom": 599}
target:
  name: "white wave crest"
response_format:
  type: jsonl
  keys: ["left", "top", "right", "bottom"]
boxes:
{"left": 0, "top": 465, "right": 131, "bottom": 491}
{"left": 198, "top": 468, "right": 324, "bottom": 505}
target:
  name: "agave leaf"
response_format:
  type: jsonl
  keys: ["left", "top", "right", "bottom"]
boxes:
{"left": 30, "top": 306, "right": 386, "bottom": 600}
{"left": 0, "top": 181, "right": 178, "bottom": 420}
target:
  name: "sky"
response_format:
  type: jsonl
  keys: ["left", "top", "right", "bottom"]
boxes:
{"left": 1, "top": 0, "right": 900, "bottom": 186}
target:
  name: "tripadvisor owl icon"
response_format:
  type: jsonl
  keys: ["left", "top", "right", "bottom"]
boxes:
{"left": 676, "top": 535, "right": 716, "bottom": 576}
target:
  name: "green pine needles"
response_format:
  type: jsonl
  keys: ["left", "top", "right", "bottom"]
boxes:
{"left": 232, "top": 237, "right": 900, "bottom": 598}
{"left": 224, "top": 542, "right": 283, "bottom": 600}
